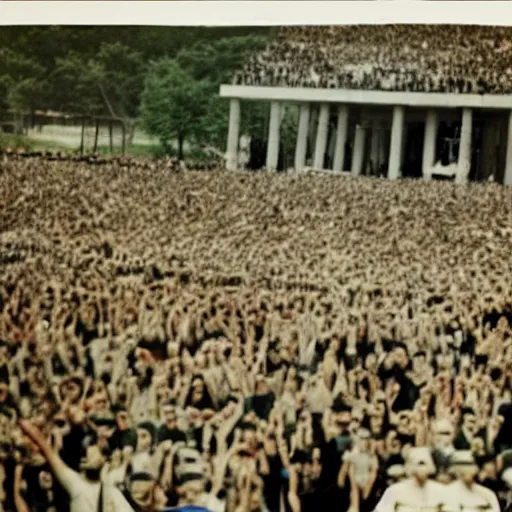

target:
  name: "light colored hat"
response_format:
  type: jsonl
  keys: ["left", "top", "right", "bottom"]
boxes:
{"left": 357, "top": 428, "right": 371, "bottom": 440}
{"left": 406, "top": 447, "right": 436, "bottom": 475}
{"left": 79, "top": 445, "right": 106, "bottom": 471}
{"left": 387, "top": 464, "right": 406, "bottom": 478}
{"left": 433, "top": 418, "right": 454, "bottom": 434}
{"left": 450, "top": 450, "right": 476, "bottom": 467}
{"left": 502, "top": 467, "right": 512, "bottom": 488}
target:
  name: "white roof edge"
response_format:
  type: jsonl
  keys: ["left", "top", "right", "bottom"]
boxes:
{"left": 219, "top": 84, "right": 512, "bottom": 110}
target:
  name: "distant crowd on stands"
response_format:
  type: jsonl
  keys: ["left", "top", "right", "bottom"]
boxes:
{"left": 233, "top": 25, "right": 512, "bottom": 94}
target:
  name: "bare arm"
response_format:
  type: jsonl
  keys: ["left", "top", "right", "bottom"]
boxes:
{"left": 287, "top": 466, "right": 301, "bottom": 512}
{"left": 14, "top": 465, "right": 30, "bottom": 512}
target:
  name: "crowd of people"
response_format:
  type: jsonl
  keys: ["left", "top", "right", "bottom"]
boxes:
{"left": 233, "top": 25, "right": 512, "bottom": 94}
{"left": 1, "top": 153, "right": 512, "bottom": 512}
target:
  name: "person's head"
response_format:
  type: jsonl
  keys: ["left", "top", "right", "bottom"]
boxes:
{"left": 331, "top": 397, "right": 352, "bottom": 431}
{"left": 385, "top": 429, "right": 402, "bottom": 455}
{"left": 412, "top": 351, "right": 427, "bottom": 372}
{"left": 393, "top": 344, "right": 409, "bottom": 369}
{"left": 397, "top": 411, "right": 413, "bottom": 432}
{"left": 372, "top": 391, "right": 387, "bottom": 417}
{"left": 241, "top": 422, "right": 258, "bottom": 450}
{"left": 59, "top": 376, "right": 83, "bottom": 404}
{"left": 461, "top": 408, "right": 477, "bottom": 434}
{"left": 432, "top": 418, "right": 454, "bottom": 449}
{"left": 221, "top": 395, "right": 238, "bottom": 419}
{"left": 255, "top": 374, "right": 268, "bottom": 395}
{"left": 481, "top": 457, "right": 497, "bottom": 479}
{"left": 502, "top": 467, "right": 512, "bottom": 490}
{"left": 114, "top": 405, "right": 130, "bottom": 430}
{"left": 176, "top": 477, "right": 204, "bottom": 505}
{"left": 129, "top": 472, "right": 168, "bottom": 511}
{"left": 355, "top": 428, "right": 372, "bottom": 452}
{"left": 191, "top": 376, "right": 205, "bottom": 396}
{"left": 79, "top": 445, "right": 106, "bottom": 482}
{"left": 405, "top": 447, "right": 436, "bottom": 484}
{"left": 136, "top": 423, "right": 155, "bottom": 452}
{"left": 162, "top": 403, "right": 177, "bottom": 429}
{"left": 450, "top": 450, "right": 478, "bottom": 486}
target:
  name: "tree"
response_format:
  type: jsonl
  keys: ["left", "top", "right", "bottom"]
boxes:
{"left": 91, "top": 42, "right": 147, "bottom": 145}
{"left": 0, "top": 49, "right": 48, "bottom": 132}
{"left": 172, "top": 35, "right": 270, "bottom": 153}
{"left": 49, "top": 43, "right": 146, "bottom": 146}
{"left": 139, "top": 58, "right": 209, "bottom": 159}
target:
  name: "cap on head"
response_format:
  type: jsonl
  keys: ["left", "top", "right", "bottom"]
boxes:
{"left": 406, "top": 447, "right": 435, "bottom": 476}
{"left": 357, "top": 428, "right": 371, "bottom": 440}
{"left": 502, "top": 467, "right": 512, "bottom": 488}
{"left": 433, "top": 418, "right": 454, "bottom": 435}
{"left": 450, "top": 450, "right": 476, "bottom": 467}
{"left": 387, "top": 464, "right": 406, "bottom": 479}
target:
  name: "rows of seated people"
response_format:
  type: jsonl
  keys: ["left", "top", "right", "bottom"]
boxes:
{"left": 233, "top": 25, "right": 512, "bottom": 95}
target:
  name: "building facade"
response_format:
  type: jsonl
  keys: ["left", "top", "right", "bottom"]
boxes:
{"left": 220, "top": 84, "right": 512, "bottom": 186}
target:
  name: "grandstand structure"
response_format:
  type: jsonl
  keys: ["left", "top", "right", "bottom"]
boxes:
{"left": 221, "top": 25, "right": 512, "bottom": 185}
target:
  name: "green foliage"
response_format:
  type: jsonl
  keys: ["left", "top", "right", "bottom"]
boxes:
{"left": 0, "top": 27, "right": 274, "bottom": 156}
{"left": 0, "top": 132, "right": 34, "bottom": 151}
{"left": 140, "top": 59, "right": 210, "bottom": 159}
{"left": 0, "top": 49, "right": 46, "bottom": 116}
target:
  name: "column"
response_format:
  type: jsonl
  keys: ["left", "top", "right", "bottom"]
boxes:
{"left": 422, "top": 110, "right": 438, "bottom": 180}
{"left": 333, "top": 105, "right": 349, "bottom": 173}
{"left": 351, "top": 124, "right": 366, "bottom": 177}
{"left": 379, "top": 129, "right": 387, "bottom": 173}
{"left": 226, "top": 98, "right": 240, "bottom": 171}
{"left": 388, "top": 106, "right": 405, "bottom": 180}
{"left": 294, "top": 103, "right": 310, "bottom": 172}
{"left": 266, "top": 101, "right": 281, "bottom": 171}
{"left": 480, "top": 120, "right": 496, "bottom": 181}
{"left": 504, "top": 110, "right": 512, "bottom": 186}
{"left": 313, "top": 103, "right": 330, "bottom": 170}
{"left": 369, "top": 119, "right": 380, "bottom": 175}
{"left": 456, "top": 107, "right": 472, "bottom": 184}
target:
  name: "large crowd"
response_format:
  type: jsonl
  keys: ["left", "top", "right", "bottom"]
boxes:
{"left": 1, "top": 153, "right": 512, "bottom": 512}
{"left": 232, "top": 25, "right": 512, "bottom": 94}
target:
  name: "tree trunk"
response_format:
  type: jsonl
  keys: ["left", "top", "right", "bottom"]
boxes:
{"left": 109, "top": 121, "right": 113, "bottom": 154}
{"left": 80, "top": 117, "right": 85, "bottom": 156}
{"left": 121, "top": 122, "right": 127, "bottom": 156}
{"left": 178, "top": 133, "right": 185, "bottom": 160}
{"left": 126, "top": 120, "right": 136, "bottom": 148}
{"left": 93, "top": 119, "right": 100, "bottom": 154}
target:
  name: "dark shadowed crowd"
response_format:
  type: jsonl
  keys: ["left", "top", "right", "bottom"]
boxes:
{"left": 1, "top": 154, "right": 512, "bottom": 512}
{"left": 233, "top": 25, "right": 512, "bottom": 95}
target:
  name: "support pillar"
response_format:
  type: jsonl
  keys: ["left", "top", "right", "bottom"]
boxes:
{"left": 333, "top": 105, "right": 349, "bottom": 173}
{"left": 226, "top": 98, "right": 240, "bottom": 171}
{"left": 422, "top": 110, "right": 438, "bottom": 180}
{"left": 351, "top": 124, "right": 366, "bottom": 177}
{"left": 456, "top": 108, "right": 472, "bottom": 184}
{"left": 294, "top": 103, "right": 310, "bottom": 172}
{"left": 313, "top": 103, "right": 330, "bottom": 170}
{"left": 378, "top": 129, "right": 387, "bottom": 174}
{"left": 266, "top": 102, "right": 281, "bottom": 171}
{"left": 388, "top": 106, "right": 405, "bottom": 180}
{"left": 504, "top": 110, "right": 512, "bottom": 186}
{"left": 480, "top": 120, "right": 496, "bottom": 181}
{"left": 369, "top": 120, "right": 380, "bottom": 175}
